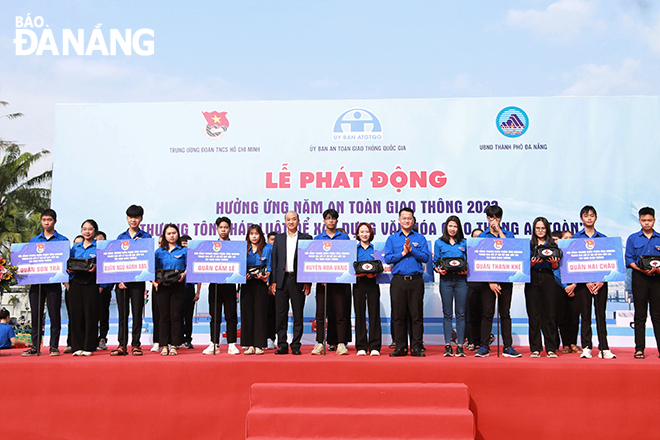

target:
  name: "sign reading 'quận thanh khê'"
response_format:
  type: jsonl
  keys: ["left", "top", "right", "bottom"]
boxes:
{"left": 11, "top": 241, "right": 70, "bottom": 285}
{"left": 96, "top": 238, "right": 155, "bottom": 284}
{"left": 558, "top": 238, "right": 626, "bottom": 284}
{"left": 466, "top": 238, "right": 531, "bottom": 283}
{"left": 185, "top": 240, "right": 246, "bottom": 284}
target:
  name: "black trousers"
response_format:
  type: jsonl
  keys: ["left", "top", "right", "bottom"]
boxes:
{"left": 157, "top": 282, "right": 185, "bottom": 347}
{"left": 116, "top": 282, "right": 145, "bottom": 348}
{"left": 152, "top": 287, "right": 160, "bottom": 344}
{"left": 29, "top": 284, "right": 62, "bottom": 350}
{"left": 315, "top": 283, "right": 351, "bottom": 344}
{"left": 576, "top": 283, "right": 609, "bottom": 350}
{"left": 97, "top": 286, "right": 112, "bottom": 341}
{"left": 69, "top": 281, "right": 99, "bottom": 352}
{"left": 182, "top": 284, "right": 196, "bottom": 344}
{"left": 465, "top": 282, "right": 483, "bottom": 346}
{"left": 481, "top": 282, "right": 513, "bottom": 348}
{"left": 240, "top": 279, "right": 268, "bottom": 348}
{"left": 266, "top": 293, "right": 276, "bottom": 341}
{"left": 632, "top": 271, "right": 660, "bottom": 352}
{"left": 556, "top": 284, "right": 579, "bottom": 347}
{"left": 208, "top": 283, "right": 237, "bottom": 344}
{"left": 524, "top": 269, "right": 559, "bottom": 352}
{"left": 390, "top": 275, "right": 424, "bottom": 351}
{"left": 275, "top": 274, "right": 306, "bottom": 350}
{"left": 353, "top": 277, "right": 382, "bottom": 352}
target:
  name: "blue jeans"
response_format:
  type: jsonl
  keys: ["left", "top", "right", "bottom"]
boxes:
{"left": 440, "top": 274, "right": 468, "bottom": 345}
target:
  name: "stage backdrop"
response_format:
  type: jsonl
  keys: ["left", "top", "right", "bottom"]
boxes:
{"left": 51, "top": 97, "right": 660, "bottom": 347}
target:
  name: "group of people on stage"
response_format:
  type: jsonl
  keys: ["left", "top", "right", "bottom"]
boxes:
{"left": 15, "top": 202, "right": 660, "bottom": 359}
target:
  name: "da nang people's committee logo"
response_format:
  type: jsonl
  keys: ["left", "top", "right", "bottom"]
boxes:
{"left": 202, "top": 111, "right": 230, "bottom": 140}
{"left": 496, "top": 106, "right": 528, "bottom": 138}
{"left": 332, "top": 108, "right": 382, "bottom": 140}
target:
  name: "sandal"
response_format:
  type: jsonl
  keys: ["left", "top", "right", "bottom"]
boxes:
{"left": 530, "top": 351, "right": 540, "bottom": 358}
{"left": 110, "top": 346, "right": 126, "bottom": 356}
{"left": 161, "top": 346, "right": 169, "bottom": 356}
{"left": 570, "top": 344, "right": 582, "bottom": 354}
{"left": 255, "top": 347, "right": 264, "bottom": 355}
{"left": 132, "top": 346, "right": 143, "bottom": 356}
{"left": 634, "top": 351, "right": 645, "bottom": 359}
{"left": 244, "top": 347, "right": 255, "bottom": 355}
{"left": 547, "top": 351, "right": 558, "bottom": 358}
{"left": 169, "top": 346, "right": 177, "bottom": 356}
{"left": 561, "top": 346, "right": 570, "bottom": 354}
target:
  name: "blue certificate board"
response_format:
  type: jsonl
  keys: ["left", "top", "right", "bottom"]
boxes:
{"left": 370, "top": 240, "right": 434, "bottom": 284}
{"left": 96, "top": 239, "right": 155, "bottom": 284}
{"left": 466, "top": 238, "right": 530, "bottom": 283}
{"left": 297, "top": 240, "right": 356, "bottom": 283}
{"left": 558, "top": 237, "right": 626, "bottom": 283}
{"left": 186, "top": 240, "right": 246, "bottom": 283}
{"left": 11, "top": 241, "right": 70, "bottom": 285}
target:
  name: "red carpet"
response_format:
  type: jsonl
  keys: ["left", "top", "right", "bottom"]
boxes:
{"left": 246, "top": 383, "right": 475, "bottom": 439}
{"left": 3, "top": 345, "right": 659, "bottom": 440}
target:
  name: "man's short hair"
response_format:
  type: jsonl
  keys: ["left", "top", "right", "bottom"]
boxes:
{"left": 639, "top": 207, "right": 655, "bottom": 218}
{"left": 180, "top": 234, "right": 192, "bottom": 241}
{"left": 399, "top": 207, "right": 415, "bottom": 217}
{"left": 580, "top": 205, "right": 597, "bottom": 218}
{"left": 126, "top": 205, "right": 144, "bottom": 217}
{"left": 322, "top": 209, "right": 339, "bottom": 220}
{"left": 215, "top": 216, "right": 231, "bottom": 227}
{"left": 267, "top": 231, "right": 277, "bottom": 238}
{"left": 0, "top": 308, "right": 10, "bottom": 320}
{"left": 41, "top": 208, "right": 57, "bottom": 221}
{"left": 485, "top": 205, "right": 503, "bottom": 219}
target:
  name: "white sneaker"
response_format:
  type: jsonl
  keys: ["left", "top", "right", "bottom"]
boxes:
{"left": 72, "top": 350, "right": 84, "bottom": 356}
{"left": 336, "top": 343, "right": 348, "bottom": 356}
{"left": 150, "top": 343, "right": 160, "bottom": 353}
{"left": 228, "top": 343, "right": 240, "bottom": 355}
{"left": 202, "top": 343, "right": 220, "bottom": 355}
{"left": 82, "top": 351, "right": 93, "bottom": 356}
{"left": 357, "top": 349, "right": 367, "bottom": 356}
{"left": 580, "top": 347, "right": 592, "bottom": 359}
{"left": 370, "top": 350, "right": 380, "bottom": 356}
{"left": 598, "top": 349, "right": 616, "bottom": 359}
{"left": 311, "top": 343, "right": 324, "bottom": 355}
{"left": 267, "top": 338, "right": 276, "bottom": 350}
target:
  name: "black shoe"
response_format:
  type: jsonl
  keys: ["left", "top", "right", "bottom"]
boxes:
{"left": 49, "top": 347, "right": 60, "bottom": 357}
{"left": 411, "top": 348, "right": 426, "bottom": 357}
{"left": 388, "top": 342, "right": 396, "bottom": 349}
{"left": 22, "top": 347, "right": 39, "bottom": 357}
{"left": 275, "top": 346, "right": 289, "bottom": 355}
{"left": 328, "top": 345, "right": 337, "bottom": 351}
{"left": 184, "top": 342, "right": 194, "bottom": 349}
{"left": 291, "top": 348, "right": 302, "bottom": 355}
{"left": 389, "top": 348, "right": 407, "bottom": 357}
{"left": 443, "top": 345, "right": 453, "bottom": 357}
{"left": 455, "top": 346, "right": 466, "bottom": 357}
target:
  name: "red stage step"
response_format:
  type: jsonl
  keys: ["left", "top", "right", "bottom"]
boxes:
{"left": 246, "top": 383, "right": 475, "bottom": 439}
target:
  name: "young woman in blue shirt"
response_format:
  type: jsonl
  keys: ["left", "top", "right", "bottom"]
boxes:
{"left": 242, "top": 224, "right": 271, "bottom": 355}
{"left": 68, "top": 219, "right": 100, "bottom": 356}
{"left": 153, "top": 223, "right": 187, "bottom": 356}
{"left": 434, "top": 215, "right": 468, "bottom": 357}
{"left": 354, "top": 222, "right": 382, "bottom": 356}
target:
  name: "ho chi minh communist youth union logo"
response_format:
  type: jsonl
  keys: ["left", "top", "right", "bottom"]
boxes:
{"left": 202, "top": 111, "right": 230, "bottom": 140}
{"left": 213, "top": 242, "right": 222, "bottom": 252}
{"left": 496, "top": 106, "right": 528, "bottom": 138}
{"left": 332, "top": 108, "right": 382, "bottom": 140}
{"left": 121, "top": 241, "right": 130, "bottom": 251}
{"left": 494, "top": 240, "right": 503, "bottom": 250}
{"left": 323, "top": 242, "right": 332, "bottom": 251}
{"left": 36, "top": 243, "right": 45, "bottom": 253}
{"left": 585, "top": 240, "right": 595, "bottom": 250}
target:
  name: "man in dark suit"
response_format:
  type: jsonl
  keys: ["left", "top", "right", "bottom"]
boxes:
{"left": 269, "top": 211, "right": 312, "bottom": 355}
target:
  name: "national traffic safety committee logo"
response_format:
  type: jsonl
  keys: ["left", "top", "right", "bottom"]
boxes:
{"left": 332, "top": 108, "right": 382, "bottom": 140}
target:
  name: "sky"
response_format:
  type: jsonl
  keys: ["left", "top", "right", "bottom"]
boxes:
{"left": 1, "top": 0, "right": 659, "bottom": 176}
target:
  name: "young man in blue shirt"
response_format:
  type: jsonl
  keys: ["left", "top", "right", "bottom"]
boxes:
{"left": 625, "top": 206, "right": 660, "bottom": 359}
{"left": 474, "top": 205, "right": 522, "bottom": 358}
{"left": 111, "top": 205, "right": 152, "bottom": 357}
{"left": 311, "top": 209, "right": 351, "bottom": 356}
{"left": 22, "top": 209, "right": 68, "bottom": 357}
{"left": 0, "top": 308, "right": 18, "bottom": 352}
{"left": 385, "top": 207, "right": 431, "bottom": 357}
{"left": 573, "top": 205, "right": 615, "bottom": 359}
